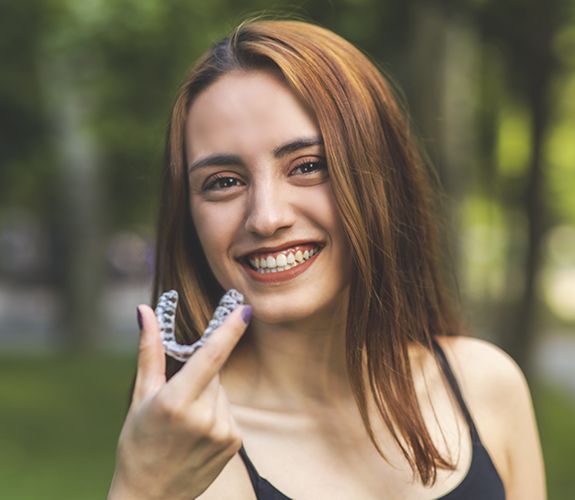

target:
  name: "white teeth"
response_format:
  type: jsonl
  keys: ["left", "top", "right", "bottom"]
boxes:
{"left": 249, "top": 246, "right": 321, "bottom": 273}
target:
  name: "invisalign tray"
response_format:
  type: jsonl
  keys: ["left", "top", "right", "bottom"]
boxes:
{"left": 155, "top": 289, "right": 244, "bottom": 362}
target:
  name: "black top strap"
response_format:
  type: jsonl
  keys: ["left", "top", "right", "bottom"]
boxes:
{"left": 239, "top": 445, "right": 261, "bottom": 489}
{"left": 432, "top": 339, "right": 480, "bottom": 442}
{"left": 238, "top": 445, "right": 292, "bottom": 500}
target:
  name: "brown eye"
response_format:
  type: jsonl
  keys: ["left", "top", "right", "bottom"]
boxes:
{"left": 203, "top": 175, "right": 244, "bottom": 192}
{"left": 290, "top": 159, "right": 328, "bottom": 176}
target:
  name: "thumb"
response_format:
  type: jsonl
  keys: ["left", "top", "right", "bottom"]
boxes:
{"left": 132, "top": 305, "right": 166, "bottom": 405}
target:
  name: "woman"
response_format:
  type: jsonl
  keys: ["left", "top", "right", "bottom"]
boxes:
{"left": 108, "top": 19, "right": 545, "bottom": 499}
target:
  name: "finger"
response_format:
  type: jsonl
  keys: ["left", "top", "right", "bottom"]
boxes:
{"left": 167, "top": 305, "right": 251, "bottom": 401}
{"left": 132, "top": 304, "right": 166, "bottom": 405}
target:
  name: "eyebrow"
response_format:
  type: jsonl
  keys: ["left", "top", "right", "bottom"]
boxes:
{"left": 273, "top": 137, "right": 323, "bottom": 157}
{"left": 187, "top": 136, "right": 323, "bottom": 172}
{"left": 188, "top": 154, "right": 241, "bottom": 172}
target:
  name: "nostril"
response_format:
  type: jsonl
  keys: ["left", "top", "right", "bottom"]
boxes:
{"left": 245, "top": 216, "right": 293, "bottom": 237}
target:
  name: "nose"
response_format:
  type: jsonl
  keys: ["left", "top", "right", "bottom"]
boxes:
{"left": 244, "top": 179, "right": 295, "bottom": 237}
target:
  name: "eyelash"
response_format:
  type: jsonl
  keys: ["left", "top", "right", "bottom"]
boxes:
{"left": 203, "top": 174, "right": 243, "bottom": 192}
{"left": 289, "top": 158, "right": 327, "bottom": 176}
{"left": 202, "top": 157, "right": 327, "bottom": 192}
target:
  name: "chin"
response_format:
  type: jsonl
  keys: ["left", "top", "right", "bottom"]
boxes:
{"left": 251, "top": 305, "right": 308, "bottom": 325}
{"left": 247, "top": 288, "right": 349, "bottom": 327}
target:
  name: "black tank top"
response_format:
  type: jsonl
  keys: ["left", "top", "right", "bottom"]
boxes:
{"left": 237, "top": 340, "right": 506, "bottom": 499}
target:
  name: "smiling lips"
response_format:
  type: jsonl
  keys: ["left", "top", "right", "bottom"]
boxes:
{"left": 240, "top": 243, "right": 323, "bottom": 282}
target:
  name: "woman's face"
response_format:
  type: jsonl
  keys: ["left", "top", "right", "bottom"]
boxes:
{"left": 186, "top": 69, "right": 351, "bottom": 324}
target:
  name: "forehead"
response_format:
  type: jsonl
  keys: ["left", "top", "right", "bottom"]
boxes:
{"left": 185, "top": 69, "right": 320, "bottom": 159}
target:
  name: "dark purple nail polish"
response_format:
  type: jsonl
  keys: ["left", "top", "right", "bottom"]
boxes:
{"left": 241, "top": 305, "right": 252, "bottom": 324}
{"left": 137, "top": 307, "right": 143, "bottom": 330}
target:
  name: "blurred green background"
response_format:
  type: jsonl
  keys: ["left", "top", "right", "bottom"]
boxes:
{"left": 1, "top": 0, "right": 574, "bottom": 498}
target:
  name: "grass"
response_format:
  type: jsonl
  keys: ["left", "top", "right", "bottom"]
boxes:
{"left": 0, "top": 353, "right": 573, "bottom": 499}
{"left": 0, "top": 354, "right": 136, "bottom": 500}
{"left": 534, "top": 383, "right": 575, "bottom": 500}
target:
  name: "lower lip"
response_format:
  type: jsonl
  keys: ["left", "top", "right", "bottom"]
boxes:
{"left": 240, "top": 251, "right": 321, "bottom": 283}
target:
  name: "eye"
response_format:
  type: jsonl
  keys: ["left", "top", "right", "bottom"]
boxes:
{"left": 290, "top": 158, "right": 328, "bottom": 176}
{"left": 203, "top": 174, "right": 244, "bottom": 192}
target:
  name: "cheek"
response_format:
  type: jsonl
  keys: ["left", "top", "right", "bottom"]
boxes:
{"left": 322, "top": 192, "right": 353, "bottom": 285}
{"left": 191, "top": 199, "right": 241, "bottom": 272}
{"left": 299, "top": 185, "right": 352, "bottom": 284}
{"left": 316, "top": 185, "right": 350, "bottom": 251}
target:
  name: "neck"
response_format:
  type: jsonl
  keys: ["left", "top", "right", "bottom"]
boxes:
{"left": 222, "top": 299, "right": 355, "bottom": 412}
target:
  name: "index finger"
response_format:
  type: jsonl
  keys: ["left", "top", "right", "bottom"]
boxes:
{"left": 133, "top": 305, "right": 167, "bottom": 405}
{"left": 165, "top": 305, "right": 251, "bottom": 401}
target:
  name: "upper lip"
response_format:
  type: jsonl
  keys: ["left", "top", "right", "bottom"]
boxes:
{"left": 237, "top": 240, "right": 324, "bottom": 259}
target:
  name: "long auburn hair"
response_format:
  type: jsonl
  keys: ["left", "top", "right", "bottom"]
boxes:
{"left": 153, "top": 19, "right": 462, "bottom": 485}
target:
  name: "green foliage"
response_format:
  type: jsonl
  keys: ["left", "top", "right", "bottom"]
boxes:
{"left": 497, "top": 103, "right": 530, "bottom": 177}
{"left": 534, "top": 384, "right": 575, "bottom": 500}
{"left": 0, "top": 0, "right": 54, "bottom": 212}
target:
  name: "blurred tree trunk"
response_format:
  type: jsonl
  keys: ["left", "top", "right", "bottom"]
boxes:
{"left": 505, "top": 43, "right": 553, "bottom": 376}
{"left": 40, "top": 43, "right": 104, "bottom": 351}
{"left": 409, "top": 0, "right": 559, "bottom": 379}
{"left": 478, "top": 0, "right": 560, "bottom": 376}
{"left": 407, "top": 2, "right": 478, "bottom": 308}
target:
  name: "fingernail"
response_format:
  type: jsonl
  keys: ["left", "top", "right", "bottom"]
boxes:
{"left": 241, "top": 305, "right": 252, "bottom": 324}
{"left": 137, "top": 306, "right": 143, "bottom": 330}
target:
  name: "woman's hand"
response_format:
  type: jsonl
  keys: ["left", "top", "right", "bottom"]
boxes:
{"left": 108, "top": 303, "right": 251, "bottom": 500}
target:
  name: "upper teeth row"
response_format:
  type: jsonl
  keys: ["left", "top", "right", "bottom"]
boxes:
{"left": 249, "top": 248, "right": 319, "bottom": 270}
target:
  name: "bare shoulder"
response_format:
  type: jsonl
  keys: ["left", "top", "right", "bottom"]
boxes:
{"left": 434, "top": 335, "right": 531, "bottom": 447}
{"left": 434, "top": 335, "right": 546, "bottom": 500}
{"left": 435, "top": 335, "right": 526, "bottom": 398}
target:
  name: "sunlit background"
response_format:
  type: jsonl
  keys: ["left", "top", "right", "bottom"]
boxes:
{"left": 1, "top": 0, "right": 574, "bottom": 498}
